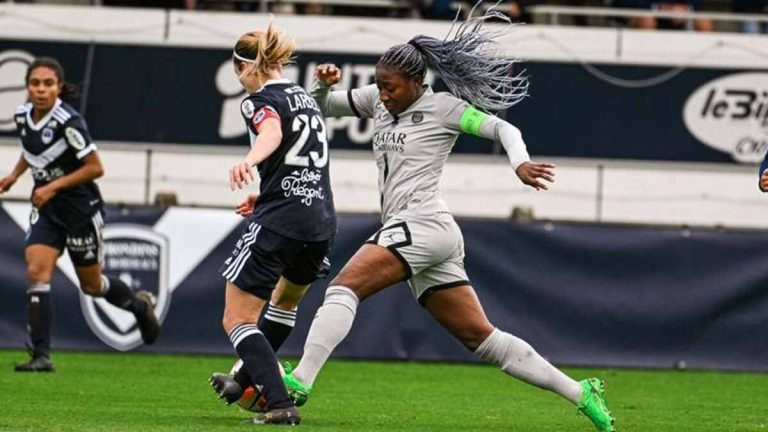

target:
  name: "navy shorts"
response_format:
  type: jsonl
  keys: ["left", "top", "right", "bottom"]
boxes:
{"left": 219, "top": 222, "right": 332, "bottom": 300}
{"left": 26, "top": 207, "right": 104, "bottom": 267}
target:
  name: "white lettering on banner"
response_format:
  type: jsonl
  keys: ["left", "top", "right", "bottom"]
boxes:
{"left": 104, "top": 241, "right": 159, "bottom": 257}
{"left": 0, "top": 50, "right": 35, "bottom": 132}
{"left": 281, "top": 168, "right": 326, "bottom": 206}
{"left": 683, "top": 72, "right": 768, "bottom": 164}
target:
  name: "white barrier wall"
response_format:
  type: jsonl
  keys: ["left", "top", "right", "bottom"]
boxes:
{"left": 1, "top": 140, "right": 764, "bottom": 228}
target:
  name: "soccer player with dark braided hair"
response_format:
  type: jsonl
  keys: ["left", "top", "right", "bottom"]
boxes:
{"left": 280, "top": 4, "right": 616, "bottom": 431}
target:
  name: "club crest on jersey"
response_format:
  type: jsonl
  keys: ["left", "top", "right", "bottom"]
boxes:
{"left": 41, "top": 128, "right": 54, "bottom": 144}
{"left": 65, "top": 127, "right": 87, "bottom": 150}
{"left": 241, "top": 100, "right": 255, "bottom": 119}
{"left": 412, "top": 112, "right": 423, "bottom": 123}
{"left": 79, "top": 224, "right": 171, "bottom": 351}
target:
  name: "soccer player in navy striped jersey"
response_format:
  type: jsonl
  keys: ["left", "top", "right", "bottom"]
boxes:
{"left": 208, "top": 20, "right": 336, "bottom": 425}
{"left": 0, "top": 57, "right": 160, "bottom": 372}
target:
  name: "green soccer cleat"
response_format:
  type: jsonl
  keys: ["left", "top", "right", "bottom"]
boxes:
{"left": 577, "top": 378, "right": 616, "bottom": 432}
{"left": 282, "top": 365, "right": 312, "bottom": 407}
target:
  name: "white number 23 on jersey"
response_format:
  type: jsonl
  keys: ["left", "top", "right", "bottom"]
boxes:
{"left": 285, "top": 114, "right": 329, "bottom": 168}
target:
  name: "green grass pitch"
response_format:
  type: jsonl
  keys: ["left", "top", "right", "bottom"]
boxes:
{"left": 1, "top": 350, "right": 766, "bottom": 431}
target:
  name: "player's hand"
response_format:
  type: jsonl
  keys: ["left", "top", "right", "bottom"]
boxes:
{"left": 235, "top": 193, "right": 259, "bottom": 217}
{"left": 32, "top": 185, "right": 57, "bottom": 208}
{"left": 315, "top": 64, "right": 342, "bottom": 87}
{"left": 515, "top": 161, "right": 555, "bottom": 191}
{"left": 229, "top": 161, "right": 255, "bottom": 191}
{"left": 0, "top": 175, "right": 17, "bottom": 193}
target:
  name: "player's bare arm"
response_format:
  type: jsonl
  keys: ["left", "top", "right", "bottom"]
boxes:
{"left": 32, "top": 152, "right": 104, "bottom": 208}
{"left": 235, "top": 193, "right": 259, "bottom": 217}
{"left": 315, "top": 63, "right": 341, "bottom": 86}
{"left": 229, "top": 117, "right": 282, "bottom": 191}
{"left": 0, "top": 154, "right": 29, "bottom": 193}
{"left": 516, "top": 161, "right": 556, "bottom": 191}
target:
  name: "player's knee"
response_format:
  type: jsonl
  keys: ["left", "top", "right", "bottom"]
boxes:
{"left": 328, "top": 275, "right": 366, "bottom": 299}
{"left": 26, "top": 263, "right": 51, "bottom": 283}
{"left": 80, "top": 282, "right": 102, "bottom": 296}
{"left": 77, "top": 274, "right": 103, "bottom": 296}
{"left": 271, "top": 298, "right": 299, "bottom": 311}
{"left": 457, "top": 325, "right": 494, "bottom": 352}
{"left": 222, "top": 311, "right": 248, "bottom": 334}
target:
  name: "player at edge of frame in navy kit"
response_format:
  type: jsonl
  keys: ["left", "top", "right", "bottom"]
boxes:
{"left": 207, "top": 18, "right": 336, "bottom": 426}
{"left": 0, "top": 57, "right": 160, "bottom": 372}
{"left": 758, "top": 151, "right": 768, "bottom": 192}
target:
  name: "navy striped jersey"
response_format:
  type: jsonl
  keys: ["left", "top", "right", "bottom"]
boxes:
{"left": 14, "top": 99, "right": 102, "bottom": 223}
{"left": 240, "top": 78, "right": 336, "bottom": 241}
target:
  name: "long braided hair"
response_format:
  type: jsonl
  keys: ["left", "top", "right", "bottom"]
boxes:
{"left": 376, "top": 1, "right": 528, "bottom": 112}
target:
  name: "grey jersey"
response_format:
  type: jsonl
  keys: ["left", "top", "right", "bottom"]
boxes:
{"left": 315, "top": 83, "right": 469, "bottom": 223}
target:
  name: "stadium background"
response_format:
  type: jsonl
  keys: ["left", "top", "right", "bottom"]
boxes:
{"left": 1, "top": 2, "right": 768, "bottom": 430}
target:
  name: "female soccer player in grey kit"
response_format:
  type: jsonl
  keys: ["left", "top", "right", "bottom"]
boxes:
{"left": 281, "top": 7, "right": 616, "bottom": 432}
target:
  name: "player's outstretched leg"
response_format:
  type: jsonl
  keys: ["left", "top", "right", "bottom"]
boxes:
{"left": 133, "top": 289, "right": 160, "bottom": 344}
{"left": 282, "top": 365, "right": 312, "bottom": 407}
{"left": 210, "top": 372, "right": 243, "bottom": 405}
{"left": 577, "top": 378, "right": 615, "bottom": 432}
{"left": 228, "top": 300, "right": 301, "bottom": 397}
{"left": 250, "top": 406, "right": 301, "bottom": 425}
{"left": 282, "top": 285, "right": 360, "bottom": 406}
{"left": 15, "top": 282, "right": 55, "bottom": 372}
{"left": 98, "top": 275, "right": 160, "bottom": 344}
{"left": 424, "top": 285, "right": 615, "bottom": 431}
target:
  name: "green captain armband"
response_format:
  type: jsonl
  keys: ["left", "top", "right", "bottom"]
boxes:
{"left": 459, "top": 106, "right": 488, "bottom": 136}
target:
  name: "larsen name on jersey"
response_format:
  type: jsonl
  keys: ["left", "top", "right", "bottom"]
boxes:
{"left": 239, "top": 79, "right": 336, "bottom": 242}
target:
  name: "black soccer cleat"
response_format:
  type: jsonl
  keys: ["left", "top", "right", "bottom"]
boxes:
{"left": 135, "top": 290, "right": 160, "bottom": 345}
{"left": 15, "top": 356, "right": 54, "bottom": 372}
{"left": 209, "top": 372, "right": 243, "bottom": 405}
{"left": 251, "top": 406, "right": 301, "bottom": 425}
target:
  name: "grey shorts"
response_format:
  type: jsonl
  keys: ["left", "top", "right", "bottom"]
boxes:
{"left": 366, "top": 212, "right": 470, "bottom": 304}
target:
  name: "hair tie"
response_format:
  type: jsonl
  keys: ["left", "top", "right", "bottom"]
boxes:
{"left": 233, "top": 51, "right": 255, "bottom": 63}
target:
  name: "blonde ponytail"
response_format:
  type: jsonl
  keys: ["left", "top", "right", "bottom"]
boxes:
{"left": 233, "top": 17, "right": 296, "bottom": 77}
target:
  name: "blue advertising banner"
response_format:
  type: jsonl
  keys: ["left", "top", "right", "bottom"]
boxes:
{"left": 1, "top": 40, "right": 766, "bottom": 163}
{"left": 1, "top": 202, "right": 767, "bottom": 371}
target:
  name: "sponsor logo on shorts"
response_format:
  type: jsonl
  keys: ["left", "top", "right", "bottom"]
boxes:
{"left": 79, "top": 224, "right": 171, "bottom": 351}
